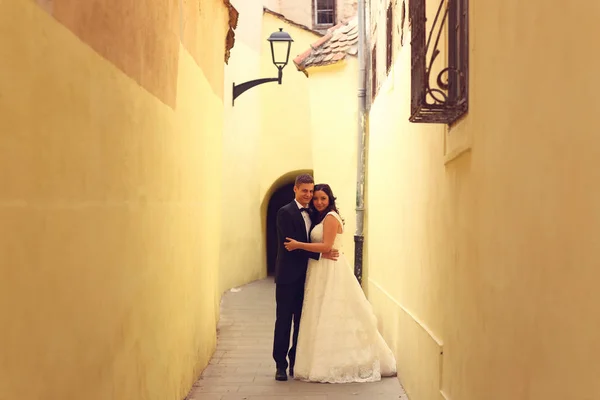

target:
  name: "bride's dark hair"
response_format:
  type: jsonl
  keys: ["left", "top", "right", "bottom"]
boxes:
{"left": 310, "top": 183, "right": 343, "bottom": 225}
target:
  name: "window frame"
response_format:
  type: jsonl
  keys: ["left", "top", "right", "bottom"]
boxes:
{"left": 313, "top": 0, "right": 336, "bottom": 28}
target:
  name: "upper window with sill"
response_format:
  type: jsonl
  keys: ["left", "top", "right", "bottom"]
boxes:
{"left": 314, "top": 0, "right": 336, "bottom": 27}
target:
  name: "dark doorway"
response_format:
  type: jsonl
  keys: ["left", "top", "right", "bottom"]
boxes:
{"left": 266, "top": 182, "right": 295, "bottom": 276}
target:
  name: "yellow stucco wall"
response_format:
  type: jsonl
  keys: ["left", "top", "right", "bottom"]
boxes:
{"left": 220, "top": 0, "right": 266, "bottom": 293}
{"left": 0, "top": 1, "right": 227, "bottom": 399}
{"left": 305, "top": 61, "right": 359, "bottom": 261}
{"left": 367, "top": 1, "right": 600, "bottom": 400}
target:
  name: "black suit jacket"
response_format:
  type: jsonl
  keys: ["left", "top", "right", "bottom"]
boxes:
{"left": 274, "top": 200, "right": 320, "bottom": 285}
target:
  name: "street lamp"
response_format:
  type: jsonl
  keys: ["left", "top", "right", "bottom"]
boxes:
{"left": 232, "top": 28, "right": 294, "bottom": 106}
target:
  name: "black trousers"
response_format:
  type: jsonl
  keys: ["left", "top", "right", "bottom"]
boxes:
{"left": 272, "top": 278, "right": 305, "bottom": 370}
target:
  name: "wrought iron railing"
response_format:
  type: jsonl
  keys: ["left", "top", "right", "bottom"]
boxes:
{"left": 409, "top": 0, "right": 469, "bottom": 124}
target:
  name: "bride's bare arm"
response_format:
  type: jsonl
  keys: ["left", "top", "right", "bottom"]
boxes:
{"left": 284, "top": 215, "right": 339, "bottom": 253}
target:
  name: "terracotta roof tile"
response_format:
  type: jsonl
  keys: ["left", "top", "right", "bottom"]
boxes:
{"left": 311, "top": 33, "right": 333, "bottom": 50}
{"left": 293, "top": 15, "right": 358, "bottom": 76}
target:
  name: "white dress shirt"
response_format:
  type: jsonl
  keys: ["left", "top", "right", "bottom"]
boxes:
{"left": 294, "top": 199, "right": 311, "bottom": 239}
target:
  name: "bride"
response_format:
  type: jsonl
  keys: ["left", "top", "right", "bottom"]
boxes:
{"left": 283, "top": 183, "right": 397, "bottom": 383}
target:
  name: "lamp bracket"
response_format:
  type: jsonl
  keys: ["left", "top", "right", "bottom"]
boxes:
{"left": 232, "top": 69, "right": 283, "bottom": 106}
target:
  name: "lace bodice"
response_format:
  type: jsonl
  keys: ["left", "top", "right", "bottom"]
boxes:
{"left": 310, "top": 211, "right": 344, "bottom": 249}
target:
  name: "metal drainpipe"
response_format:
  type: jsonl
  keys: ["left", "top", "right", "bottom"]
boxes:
{"left": 354, "top": 0, "right": 368, "bottom": 285}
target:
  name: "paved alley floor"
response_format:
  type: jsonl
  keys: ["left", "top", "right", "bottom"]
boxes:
{"left": 186, "top": 278, "right": 408, "bottom": 400}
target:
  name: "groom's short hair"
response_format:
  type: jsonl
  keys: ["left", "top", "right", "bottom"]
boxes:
{"left": 295, "top": 174, "right": 314, "bottom": 186}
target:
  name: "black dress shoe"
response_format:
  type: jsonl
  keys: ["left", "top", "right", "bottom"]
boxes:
{"left": 289, "top": 366, "right": 294, "bottom": 377}
{"left": 275, "top": 368, "right": 288, "bottom": 381}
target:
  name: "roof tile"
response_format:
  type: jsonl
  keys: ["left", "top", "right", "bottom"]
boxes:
{"left": 293, "top": 15, "right": 359, "bottom": 75}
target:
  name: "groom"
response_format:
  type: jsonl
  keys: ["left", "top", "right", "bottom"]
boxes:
{"left": 272, "top": 174, "right": 339, "bottom": 381}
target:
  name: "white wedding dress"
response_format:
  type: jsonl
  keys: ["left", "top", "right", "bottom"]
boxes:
{"left": 293, "top": 211, "right": 397, "bottom": 383}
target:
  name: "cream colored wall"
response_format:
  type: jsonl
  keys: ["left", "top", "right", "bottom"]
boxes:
{"left": 220, "top": 0, "right": 266, "bottom": 293}
{"left": 277, "top": 0, "right": 312, "bottom": 27}
{"left": 276, "top": 0, "right": 357, "bottom": 29}
{"left": 0, "top": 1, "right": 227, "bottom": 399}
{"left": 263, "top": 0, "right": 281, "bottom": 13}
{"left": 337, "top": 0, "right": 358, "bottom": 21}
{"left": 305, "top": 61, "right": 359, "bottom": 259}
{"left": 366, "top": 0, "right": 600, "bottom": 400}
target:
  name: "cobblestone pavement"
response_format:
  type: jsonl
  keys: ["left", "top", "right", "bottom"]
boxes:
{"left": 186, "top": 278, "right": 408, "bottom": 400}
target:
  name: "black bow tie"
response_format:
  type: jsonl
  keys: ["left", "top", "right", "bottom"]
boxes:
{"left": 300, "top": 208, "right": 311, "bottom": 213}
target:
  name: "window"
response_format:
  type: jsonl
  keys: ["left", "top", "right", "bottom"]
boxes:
{"left": 314, "top": 0, "right": 335, "bottom": 26}
{"left": 386, "top": 3, "right": 393, "bottom": 74}
{"left": 409, "top": 0, "right": 469, "bottom": 124}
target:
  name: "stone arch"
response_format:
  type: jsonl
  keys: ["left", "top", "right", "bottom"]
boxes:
{"left": 260, "top": 169, "right": 314, "bottom": 275}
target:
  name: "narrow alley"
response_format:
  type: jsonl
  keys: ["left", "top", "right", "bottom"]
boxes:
{"left": 4, "top": 0, "right": 600, "bottom": 399}
{"left": 186, "top": 279, "right": 407, "bottom": 400}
